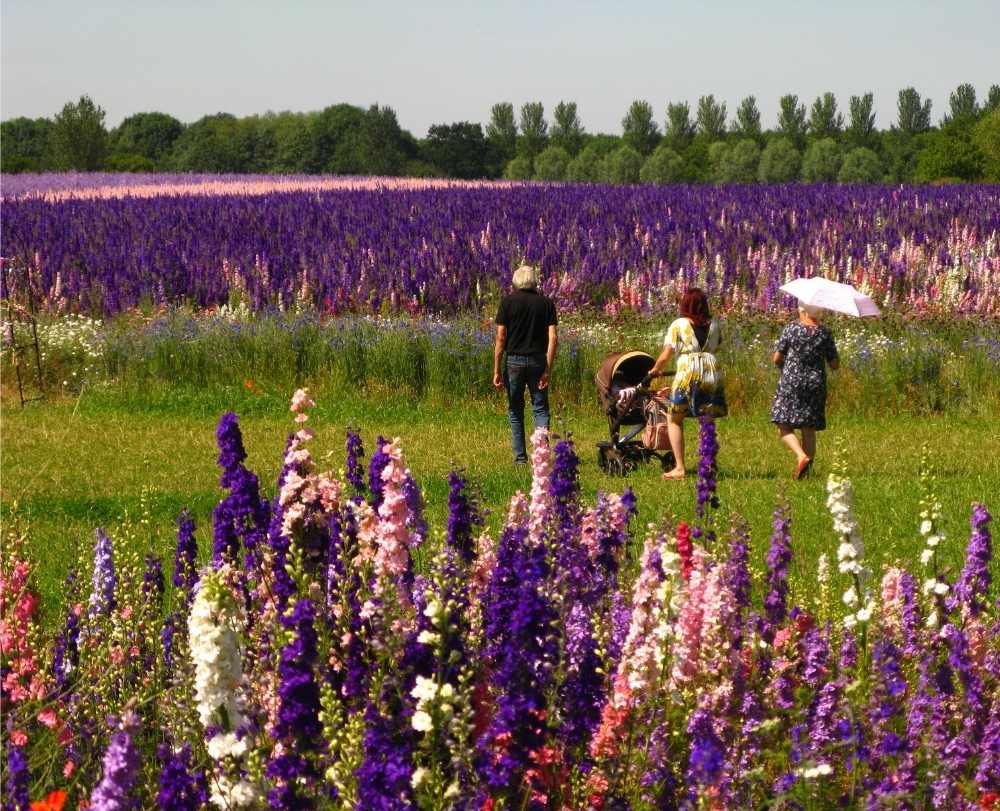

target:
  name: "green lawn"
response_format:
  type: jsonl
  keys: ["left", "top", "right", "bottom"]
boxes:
{"left": 3, "top": 381, "right": 998, "bottom": 607}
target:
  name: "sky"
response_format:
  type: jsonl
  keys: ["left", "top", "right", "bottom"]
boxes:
{"left": 2, "top": 0, "right": 998, "bottom": 135}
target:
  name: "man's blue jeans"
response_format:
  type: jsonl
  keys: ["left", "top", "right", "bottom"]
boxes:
{"left": 505, "top": 353, "right": 549, "bottom": 462}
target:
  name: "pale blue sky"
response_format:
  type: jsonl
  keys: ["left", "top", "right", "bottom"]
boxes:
{"left": 2, "top": 1, "right": 997, "bottom": 135}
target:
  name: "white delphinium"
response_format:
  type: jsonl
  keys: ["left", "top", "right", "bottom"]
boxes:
{"left": 916, "top": 445, "right": 948, "bottom": 628}
{"left": 188, "top": 567, "right": 260, "bottom": 808}
{"left": 826, "top": 450, "right": 873, "bottom": 631}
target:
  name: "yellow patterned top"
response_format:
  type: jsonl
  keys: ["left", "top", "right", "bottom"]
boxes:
{"left": 661, "top": 317, "right": 726, "bottom": 416}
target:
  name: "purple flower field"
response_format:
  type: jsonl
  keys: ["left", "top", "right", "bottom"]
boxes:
{"left": 1, "top": 393, "right": 997, "bottom": 809}
{"left": 2, "top": 176, "right": 999, "bottom": 318}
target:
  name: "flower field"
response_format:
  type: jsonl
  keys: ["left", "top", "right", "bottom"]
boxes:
{"left": 2, "top": 389, "right": 996, "bottom": 809}
{"left": 2, "top": 176, "right": 1000, "bottom": 318}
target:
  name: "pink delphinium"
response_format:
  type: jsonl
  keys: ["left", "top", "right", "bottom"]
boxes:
{"left": 0, "top": 543, "right": 47, "bottom": 707}
{"left": 527, "top": 428, "right": 553, "bottom": 546}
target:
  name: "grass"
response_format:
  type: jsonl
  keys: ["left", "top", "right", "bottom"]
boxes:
{"left": 3, "top": 379, "right": 997, "bottom": 609}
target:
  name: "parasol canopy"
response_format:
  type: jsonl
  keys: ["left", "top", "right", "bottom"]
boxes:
{"left": 779, "top": 277, "right": 881, "bottom": 317}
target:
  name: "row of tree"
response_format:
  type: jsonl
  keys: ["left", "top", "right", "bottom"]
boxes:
{"left": 2, "top": 84, "right": 999, "bottom": 183}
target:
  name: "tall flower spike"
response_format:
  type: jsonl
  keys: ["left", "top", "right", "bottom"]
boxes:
{"left": 826, "top": 443, "right": 872, "bottom": 632}
{"left": 173, "top": 509, "right": 198, "bottom": 596}
{"left": 89, "top": 712, "right": 141, "bottom": 811}
{"left": 694, "top": 415, "right": 720, "bottom": 544}
{"left": 446, "top": 468, "right": 485, "bottom": 565}
{"left": 949, "top": 503, "right": 992, "bottom": 617}
{"left": 89, "top": 527, "right": 116, "bottom": 617}
{"left": 345, "top": 429, "right": 366, "bottom": 496}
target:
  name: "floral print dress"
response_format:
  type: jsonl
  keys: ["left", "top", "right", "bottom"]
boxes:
{"left": 662, "top": 317, "right": 727, "bottom": 417}
{"left": 770, "top": 322, "right": 839, "bottom": 430}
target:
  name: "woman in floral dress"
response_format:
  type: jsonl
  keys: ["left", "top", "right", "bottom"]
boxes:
{"left": 641, "top": 288, "right": 727, "bottom": 480}
{"left": 771, "top": 303, "right": 840, "bottom": 479}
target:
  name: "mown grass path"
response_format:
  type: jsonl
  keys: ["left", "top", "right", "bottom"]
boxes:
{"left": 3, "top": 384, "right": 997, "bottom": 606}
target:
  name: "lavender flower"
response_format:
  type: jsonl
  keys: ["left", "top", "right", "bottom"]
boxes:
{"left": 272, "top": 599, "right": 323, "bottom": 743}
{"left": 89, "top": 527, "right": 116, "bottom": 617}
{"left": 212, "top": 413, "right": 270, "bottom": 571}
{"left": 402, "top": 472, "right": 428, "bottom": 548}
{"left": 142, "top": 554, "right": 164, "bottom": 606}
{"left": 558, "top": 602, "right": 604, "bottom": 749}
{"left": 687, "top": 709, "right": 724, "bottom": 793}
{"left": 89, "top": 712, "right": 141, "bottom": 811}
{"left": 949, "top": 503, "right": 992, "bottom": 617}
{"left": 763, "top": 502, "right": 792, "bottom": 636}
{"left": 345, "top": 429, "right": 366, "bottom": 496}
{"left": 172, "top": 509, "right": 198, "bottom": 594}
{"left": 53, "top": 568, "right": 80, "bottom": 690}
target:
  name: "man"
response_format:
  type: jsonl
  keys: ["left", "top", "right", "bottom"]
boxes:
{"left": 493, "top": 264, "right": 558, "bottom": 464}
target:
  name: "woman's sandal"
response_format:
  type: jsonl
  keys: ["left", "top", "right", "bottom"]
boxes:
{"left": 662, "top": 469, "right": 687, "bottom": 480}
{"left": 793, "top": 457, "right": 813, "bottom": 480}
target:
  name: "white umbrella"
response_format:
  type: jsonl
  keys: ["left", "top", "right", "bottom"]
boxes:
{"left": 779, "top": 277, "right": 881, "bottom": 318}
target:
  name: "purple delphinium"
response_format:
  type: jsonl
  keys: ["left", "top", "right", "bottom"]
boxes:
{"left": 595, "top": 488, "right": 637, "bottom": 587}
{"left": 172, "top": 509, "right": 198, "bottom": 596}
{"left": 477, "top": 539, "right": 559, "bottom": 798}
{"left": 89, "top": 712, "right": 141, "bottom": 811}
{"left": 161, "top": 615, "right": 176, "bottom": 675}
{"left": 558, "top": 602, "right": 604, "bottom": 750}
{"left": 550, "top": 437, "right": 581, "bottom": 532}
{"left": 212, "top": 412, "right": 270, "bottom": 571}
{"left": 482, "top": 525, "right": 529, "bottom": 663}
{"left": 90, "top": 527, "right": 116, "bottom": 617}
{"left": 156, "top": 743, "right": 208, "bottom": 811}
{"left": 345, "top": 429, "right": 366, "bottom": 497}
{"left": 142, "top": 554, "right": 164, "bottom": 606}
{"left": 762, "top": 502, "right": 792, "bottom": 639}
{"left": 446, "top": 468, "right": 485, "bottom": 565}
{"left": 693, "top": 416, "right": 720, "bottom": 544}
{"left": 367, "top": 436, "right": 391, "bottom": 510}
{"left": 53, "top": 568, "right": 81, "bottom": 690}
{"left": 801, "top": 625, "right": 830, "bottom": 690}
{"left": 4, "top": 745, "right": 29, "bottom": 811}
{"left": 267, "top": 599, "right": 324, "bottom": 807}
{"left": 949, "top": 503, "right": 992, "bottom": 617}
{"left": 605, "top": 589, "right": 632, "bottom": 673}
{"left": 402, "top": 472, "right": 428, "bottom": 548}
{"left": 867, "top": 638, "right": 911, "bottom": 803}
{"left": 687, "top": 709, "right": 725, "bottom": 798}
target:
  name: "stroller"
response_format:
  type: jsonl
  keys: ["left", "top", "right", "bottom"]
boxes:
{"left": 595, "top": 351, "right": 676, "bottom": 476}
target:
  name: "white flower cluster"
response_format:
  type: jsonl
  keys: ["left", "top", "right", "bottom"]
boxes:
{"left": 188, "top": 569, "right": 260, "bottom": 808}
{"left": 410, "top": 674, "right": 455, "bottom": 733}
{"left": 827, "top": 471, "right": 874, "bottom": 629}
{"left": 418, "top": 595, "right": 444, "bottom": 647}
{"left": 797, "top": 762, "right": 833, "bottom": 780}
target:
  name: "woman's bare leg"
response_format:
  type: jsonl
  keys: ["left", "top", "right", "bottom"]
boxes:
{"left": 801, "top": 428, "right": 817, "bottom": 459}
{"left": 663, "top": 413, "right": 687, "bottom": 478}
{"left": 778, "top": 425, "right": 808, "bottom": 462}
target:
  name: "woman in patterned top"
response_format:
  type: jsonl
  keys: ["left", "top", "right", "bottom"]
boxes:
{"left": 641, "top": 288, "right": 727, "bottom": 480}
{"left": 771, "top": 303, "right": 840, "bottom": 479}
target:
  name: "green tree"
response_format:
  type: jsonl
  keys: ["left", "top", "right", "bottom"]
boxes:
{"left": 777, "top": 94, "right": 808, "bottom": 148}
{"left": 847, "top": 93, "right": 876, "bottom": 148}
{"left": 696, "top": 95, "right": 727, "bottom": 141}
{"left": 0, "top": 117, "right": 53, "bottom": 172}
{"left": 986, "top": 85, "right": 1000, "bottom": 114}
{"left": 422, "top": 122, "right": 489, "bottom": 178}
{"left": 664, "top": 102, "right": 696, "bottom": 151}
{"left": 712, "top": 139, "right": 760, "bottom": 183}
{"left": 880, "top": 129, "right": 921, "bottom": 182}
{"left": 565, "top": 143, "right": 604, "bottom": 182}
{"left": 348, "top": 104, "right": 412, "bottom": 176}
{"left": 269, "top": 111, "right": 316, "bottom": 173}
{"left": 110, "top": 112, "right": 183, "bottom": 165}
{"left": 621, "top": 100, "right": 660, "bottom": 156}
{"left": 972, "top": 108, "right": 1000, "bottom": 181}
{"left": 486, "top": 102, "right": 518, "bottom": 164}
{"left": 732, "top": 96, "right": 762, "bottom": 141}
{"left": 533, "top": 145, "right": 571, "bottom": 181}
{"left": 503, "top": 155, "right": 533, "bottom": 180}
{"left": 801, "top": 138, "right": 843, "bottom": 181}
{"left": 943, "top": 83, "right": 978, "bottom": 126}
{"left": 758, "top": 137, "right": 800, "bottom": 182}
{"left": 896, "top": 87, "right": 932, "bottom": 135}
{"left": 517, "top": 102, "right": 548, "bottom": 161}
{"left": 808, "top": 92, "right": 844, "bottom": 139}
{"left": 49, "top": 95, "right": 108, "bottom": 170}
{"left": 310, "top": 103, "right": 367, "bottom": 173}
{"left": 914, "top": 130, "right": 983, "bottom": 181}
{"left": 600, "top": 144, "right": 642, "bottom": 184}
{"left": 838, "top": 147, "right": 883, "bottom": 182}
{"left": 232, "top": 115, "right": 277, "bottom": 172}
{"left": 639, "top": 144, "right": 685, "bottom": 183}
{"left": 169, "top": 113, "right": 241, "bottom": 171}
{"left": 550, "top": 101, "right": 585, "bottom": 155}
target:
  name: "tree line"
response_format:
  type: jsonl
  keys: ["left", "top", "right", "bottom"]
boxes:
{"left": 2, "top": 84, "right": 999, "bottom": 183}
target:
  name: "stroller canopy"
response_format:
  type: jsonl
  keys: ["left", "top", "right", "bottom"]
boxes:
{"left": 595, "top": 351, "right": 656, "bottom": 396}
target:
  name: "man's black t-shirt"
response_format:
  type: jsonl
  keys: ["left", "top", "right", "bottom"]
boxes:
{"left": 495, "top": 289, "right": 558, "bottom": 355}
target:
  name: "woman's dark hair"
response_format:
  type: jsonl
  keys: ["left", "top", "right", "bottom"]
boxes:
{"left": 680, "top": 287, "right": 711, "bottom": 327}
